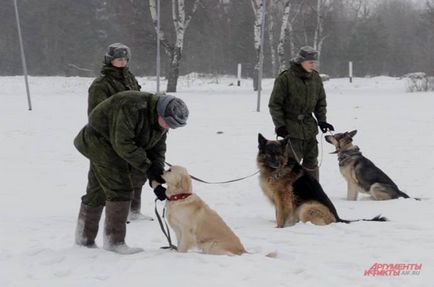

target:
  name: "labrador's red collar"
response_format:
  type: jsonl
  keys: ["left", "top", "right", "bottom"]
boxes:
{"left": 167, "top": 193, "right": 192, "bottom": 201}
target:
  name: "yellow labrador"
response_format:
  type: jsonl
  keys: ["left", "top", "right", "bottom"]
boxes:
{"left": 161, "top": 165, "right": 245, "bottom": 255}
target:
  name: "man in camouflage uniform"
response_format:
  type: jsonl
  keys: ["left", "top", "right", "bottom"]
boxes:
{"left": 269, "top": 46, "right": 334, "bottom": 181}
{"left": 88, "top": 43, "right": 149, "bottom": 221}
{"left": 74, "top": 92, "right": 189, "bottom": 254}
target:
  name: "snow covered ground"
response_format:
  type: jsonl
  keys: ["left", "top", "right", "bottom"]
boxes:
{"left": 1, "top": 75, "right": 433, "bottom": 287}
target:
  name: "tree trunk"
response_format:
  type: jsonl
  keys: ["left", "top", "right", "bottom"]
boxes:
{"left": 149, "top": 0, "right": 199, "bottom": 93}
{"left": 167, "top": 47, "right": 182, "bottom": 92}
{"left": 251, "top": 0, "right": 264, "bottom": 90}
{"left": 312, "top": 0, "right": 332, "bottom": 72}
{"left": 268, "top": 6, "right": 277, "bottom": 77}
{"left": 277, "top": 0, "right": 291, "bottom": 73}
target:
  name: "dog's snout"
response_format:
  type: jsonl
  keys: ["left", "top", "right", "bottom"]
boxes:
{"left": 266, "top": 156, "right": 281, "bottom": 169}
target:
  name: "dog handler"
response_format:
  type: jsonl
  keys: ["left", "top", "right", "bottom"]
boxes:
{"left": 74, "top": 92, "right": 189, "bottom": 254}
{"left": 269, "top": 46, "right": 334, "bottom": 181}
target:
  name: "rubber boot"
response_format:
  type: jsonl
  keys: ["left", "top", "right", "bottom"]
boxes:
{"left": 75, "top": 203, "right": 103, "bottom": 247}
{"left": 128, "top": 188, "right": 153, "bottom": 221}
{"left": 103, "top": 201, "right": 143, "bottom": 255}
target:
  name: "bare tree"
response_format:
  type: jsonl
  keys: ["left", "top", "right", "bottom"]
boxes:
{"left": 266, "top": 0, "right": 304, "bottom": 75}
{"left": 267, "top": 1, "right": 277, "bottom": 76}
{"left": 149, "top": 0, "right": 200, "bottom": 92}
{"left": 250, "top": 0, "right": 266, "bottom": 89}
{"left": 251, "top": 0, "right": 264, "bottom": 63}
{"left": 313, "top": 0, "right": 333, "bottom": 67}
{"left": 273, "top": 0, "right": 303, "bottom": 73}
{"left": 301, "top": 0, "right": 334, "bottom": 69}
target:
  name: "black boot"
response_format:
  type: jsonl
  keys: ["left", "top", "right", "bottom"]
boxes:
{"left": 75, "top": 203, "right": 103, "bottom": 247}
{"left": 103, "top": 201, "right": 143, "bottom": 254}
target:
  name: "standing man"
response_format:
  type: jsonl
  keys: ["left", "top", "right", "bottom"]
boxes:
{"left": 268, "top": 46, "right": 334, "bottom": 181}
{"left": 74, "top": 92, "right": 189, "bottom": 254}
{"left": 88, "top": 43, "right": 149, "bottom": 220}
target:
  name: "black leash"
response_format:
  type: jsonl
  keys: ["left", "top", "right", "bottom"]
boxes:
{"left": 154, "top": 199, "right": 177, "bottom": 250}
{"left": 164, "top": 161, "right": 259, "bottom": 184}
{"left": 277, "top": 131, "right": 333, "bottom": 171}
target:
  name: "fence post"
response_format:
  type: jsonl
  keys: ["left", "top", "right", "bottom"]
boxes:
{"left": 237, "top": 63, "right": 242, "bottom": 86}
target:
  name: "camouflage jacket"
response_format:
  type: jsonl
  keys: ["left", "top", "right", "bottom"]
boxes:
{"left": 74, "top": 91, "right": 167, "bottom": 174}
{"left": 268, "top": 61, "right": 327, "bottom": 140}
{"left": 87, "top": 65, "right": 141, "bottom": 115}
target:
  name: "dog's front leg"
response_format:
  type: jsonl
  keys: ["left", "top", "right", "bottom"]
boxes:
{"left": 274, "top": 194, "right": 291, "bottom": 228}
{"left": 347, "top": 182, "right": 358, "bottom": 201}
{"left": 176, "top": 231, "right": 194, "bottom": 253}
{"left": 173, "top": 227, "right": 183, "bottom": 249}
{"left": 275, "top": 207, "right": 285, "bottom": 228}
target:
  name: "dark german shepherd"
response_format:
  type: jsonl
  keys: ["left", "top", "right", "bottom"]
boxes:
{"left": 325, "top": 130, "right": 410, "bottom": 200}
{"left": 257, "top": 133, "right": 386, "bottom": 227}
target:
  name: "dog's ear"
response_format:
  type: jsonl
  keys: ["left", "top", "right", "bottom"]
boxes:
{"left": 348, "top": 130, "right": 357, "bottom": 138}
{"left": 181, "top": 174, "right": 192, "bottom": 192}
{"left": 258, "top": 133, "right": 267, "bottom": 149}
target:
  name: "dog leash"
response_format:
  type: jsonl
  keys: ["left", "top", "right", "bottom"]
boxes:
{"left": 154, "top": 199, "right": 177, "bottom": 250}
{"left": 279, "top": 131, "right": 331, "bottom": 171}
{"left": 164, "top": 161, "right": 259, "bottom": 184}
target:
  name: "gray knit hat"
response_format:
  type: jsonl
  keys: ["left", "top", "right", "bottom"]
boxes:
{"left": 293, "top": 46, "right": 318, "bottom": 64}
{"left": 104, "top": 43, "right": 131, "bottom": 64}
{"left": 156, "top": 95, "right": 189, "bottom": 129}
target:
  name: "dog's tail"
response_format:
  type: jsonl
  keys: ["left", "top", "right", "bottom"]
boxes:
{"left": 397, "top": 190, "right": 423, "bottom": 200}
{"left": 398, "top": 190, "right": 410, "bottom": 199}
{"left": 337, "top": 214, "right": 388, "bottom": 224}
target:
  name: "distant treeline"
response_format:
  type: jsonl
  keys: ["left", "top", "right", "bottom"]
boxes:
{"left": 1, "top": 0, "right": 433, "bottom": 78}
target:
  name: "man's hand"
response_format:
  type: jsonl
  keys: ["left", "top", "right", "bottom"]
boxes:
{"left": 318, "top": 121, "right": 335, "bottom": 133}
{"left": 275, "top": 126, "right": 288, "bottom": 138}
{"left": 148, "top": 164, "right": 165, "bottom": 184}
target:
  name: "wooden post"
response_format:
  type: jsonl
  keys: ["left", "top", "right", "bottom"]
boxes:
{"left": 237, "top": 63, "right": 242, "bottom": 86}
{"left": 349, "top": 61, "right": 353, "bottom": 83}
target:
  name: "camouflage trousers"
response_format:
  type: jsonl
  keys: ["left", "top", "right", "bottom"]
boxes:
{"left": 81, "top": 162, "right": 147, "bottom": 207}
{"left": 75, "top": 126, "right": 148, "bottom": 207}
{"left": 286, "top": 137, "right": 318, "bottom": 169}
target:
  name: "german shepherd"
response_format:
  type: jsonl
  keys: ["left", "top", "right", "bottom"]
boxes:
{"left": 257, "top": 133, "right": 386, "bottom": 227}
{"left": 325, "top": 130, "right": 410, "bottom": 200}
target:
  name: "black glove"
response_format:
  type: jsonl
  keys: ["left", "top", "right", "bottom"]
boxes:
{"left": 153, "top": 185, "right": 167, "bottom": 201}
{"left": 318, "top": 121, "right": 335, "bottom": 133}
{"left": 148, "top": 164, "right": 165, "bottom": 184}
{"left": 275, "top": 126, "right": 288, "bottom": 138}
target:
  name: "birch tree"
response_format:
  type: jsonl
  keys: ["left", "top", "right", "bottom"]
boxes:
{"left": 267, "top": 2, "right": 277, "bottom": 77}
{"left": 250, "top": 0, "right": 265, "bottom": 90}
{"left": 149, "top": 0, "right": 200, "bottom": 92}
{"left": 265, "top": 0, "right": 304, "bottom": 76}
{"left": 310, "top": 0, "right": 334, "bottom": 66}
{"left": 272, "top": 0, "right": 303, "bottom": 73}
